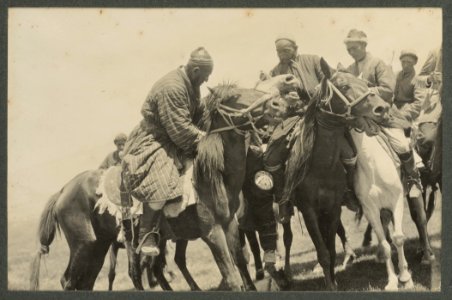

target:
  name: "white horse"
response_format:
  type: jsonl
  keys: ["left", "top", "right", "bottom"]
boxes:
{"left": 351, "top": 128, "right": 414, "bottom": 290}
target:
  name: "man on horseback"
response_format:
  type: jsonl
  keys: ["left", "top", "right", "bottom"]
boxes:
{"left": 344, "top": 29, "right": 422, "bottom": 198}
{"left": 260, "top": 36, "right": 359, "bottom": 220}
{"left": 99, "top": 133, "right": 127, "bottom": 169}
{"left": 120, "top": 47, "right": 213, "bottom": 257}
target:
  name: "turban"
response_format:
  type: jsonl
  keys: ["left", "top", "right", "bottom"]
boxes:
{"left": 399, "top": 49, "right": 418, "bottom": 63}
{"left": 114, "top": 133, "right": 127, "bottom": 144}
{"left": 275, "top": 36, "right": 297, "bottom": 49}
{"left": 188, "top": 47, "right": 213, "bottom": 67}
{"left": 344, "top": 29, "right": 368, "bottom": 44}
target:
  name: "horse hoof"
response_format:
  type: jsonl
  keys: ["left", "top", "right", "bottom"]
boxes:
{"left": 421, "top": 252, "right": 436, "bottom": 265}
{"left": 312, "top": 263, "right": 323, "bottom": 274}
{"left": 384, "top": 281, "right": 399, "bottom": 291}
{"left": 400, "top": 278, "right": 414, "bottom": 290}
{"left": 256, "top": 268, "right": 265, "bottom": 281}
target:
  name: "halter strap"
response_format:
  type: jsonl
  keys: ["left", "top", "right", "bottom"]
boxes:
{"left": 322, "top": 81, "right": 373, "bottom": 119}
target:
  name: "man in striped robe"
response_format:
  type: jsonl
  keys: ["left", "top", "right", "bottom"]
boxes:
{"left": 121, "top": 47, "right": 213, "bottom": 256}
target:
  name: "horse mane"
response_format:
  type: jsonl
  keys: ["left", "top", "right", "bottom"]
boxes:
{"left": 193, "top": 82, "right": 238, "bottom": 223}
{"left": 282, "top": 86, "right": 322, "bottom": 202}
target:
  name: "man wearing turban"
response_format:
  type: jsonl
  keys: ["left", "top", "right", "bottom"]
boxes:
{"left": 120, "top": 47, "right": 213, "bottom": 256}
{"left": 344, "top": 29, "right": 422, "bottom": 199}
{"left": 258, "top": 37, "right": 339, "bottom": 222}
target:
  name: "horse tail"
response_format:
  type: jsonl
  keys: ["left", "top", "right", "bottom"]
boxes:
{"left": 30, "top": 191, "right": 61, "bottom": 290}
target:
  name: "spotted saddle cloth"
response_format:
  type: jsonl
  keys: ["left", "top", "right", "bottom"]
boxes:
{"left": 95, "top": 165, "right": 198, "bottom": 226}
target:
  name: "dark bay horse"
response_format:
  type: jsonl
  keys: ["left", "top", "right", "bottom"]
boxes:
{"left": 30, "top": 75, "right": 299, "bottom": 291}
{"left": 238, "top": 142, "right": 356, "bottom": 285}
{"left": 282, "top": 58, "right": 390, "bottom": 290}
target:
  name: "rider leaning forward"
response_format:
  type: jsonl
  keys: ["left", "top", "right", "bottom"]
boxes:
{"left": 119, "top": 47, "right": 213, "bottom": 257}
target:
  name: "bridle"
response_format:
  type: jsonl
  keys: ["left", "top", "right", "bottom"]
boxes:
{"left": 207, "top": 93, "right": 267, "bottom": 137}
{"left": 208, "top": 104, "right": 263, "bottom": 136}
{"left": 320, "top": 80, "right": 374, "bottom": 120}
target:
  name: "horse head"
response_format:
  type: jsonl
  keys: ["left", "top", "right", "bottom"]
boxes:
{"left": 314, "top": 58, "right": 390, "bottom": 125}
{"left": 203, "top": 74, "right": 300, "bottom": 135}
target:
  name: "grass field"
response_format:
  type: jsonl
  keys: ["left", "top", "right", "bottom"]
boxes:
{"left": 8, "top": 188, "right": 441, "bottom": 292}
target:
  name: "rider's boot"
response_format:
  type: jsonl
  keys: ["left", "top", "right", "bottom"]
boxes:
{"left": 137, "top": 202, "right": 162, "bottom": 256}
{"left": 399, "top": 150, "right": 423, "bottom": 198}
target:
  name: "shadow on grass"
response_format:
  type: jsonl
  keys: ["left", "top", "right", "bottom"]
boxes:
{"left": 287, "top": 232, "right": 440, "bottom": 291}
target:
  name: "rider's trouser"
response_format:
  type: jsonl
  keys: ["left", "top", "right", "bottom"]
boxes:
{"left": 381, "top": 127, "right": 422, "bottom": 191}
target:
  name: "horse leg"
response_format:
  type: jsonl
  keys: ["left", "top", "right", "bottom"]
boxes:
{"left": 362, "top": 224, "right": 373, "bottom": 248}
{"left": 363, "top": 205, "right": 398, "bottom": 290}
{"left": 282, "top": 221, "right": 293, "bottom": 281}
{"left": 60, "top": 252, "right": 73, "bottom": 290}
{"left": 201, "top": 224, "right": 243, "bottom": 291}
{"left": 406, "top": 194, "right": 435, "bottom": 264}
{"left": 244, "top": 230, "right": 264, "bottom": 281}
{"left": 426, "top": 185, "right": 437, "bottom": 222}
{"left": 124, "top": 236, "right": 145, "bottom": 290}
{"left": 393, "top": 196, "right": 414, "bottom": 289}
{"left": 326, "top": 211, "right": 341, "bottom": 290}
{"left": 151, "top": 241, "right": 172, "bottom": 291}
{"left": 302, "top": 207, "right": 334, "bottom": 290}
{"left": 108, "top": 242, "right": 119, "bottom": 291}
{"left": 78, "top": 240, "right": 112, "bottom": 290}
{"left": 224, "top": 218, "right": 256, "bottom": 291}
{"left": 336, "top": 220, "right": 356, "bottom": 268}
{"left": 174, "top": 239, "right": 201, "bottom": 291}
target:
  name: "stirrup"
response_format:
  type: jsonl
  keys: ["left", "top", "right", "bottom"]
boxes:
{"left": 136, "top": 231, "right": 160, "bottom": 256}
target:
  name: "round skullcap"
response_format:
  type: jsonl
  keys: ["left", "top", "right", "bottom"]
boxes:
{"left": 188, "top": 47, "right": 213, "bottom": 67}
{"left": 344, "top": 29, "right": 368, "bottom": 44}
{"left": 399, "top": 49, "right": 418, "bottom": 62}
{"left": 114, "top": 133, "right": 127, "bottom": 144}
{"left": 275, "top": 35, "right": 297, "bottom": 48}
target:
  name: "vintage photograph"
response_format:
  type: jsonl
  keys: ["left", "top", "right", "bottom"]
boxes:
{"left": 8, "top": 8, "right": 442, "bottom": 291}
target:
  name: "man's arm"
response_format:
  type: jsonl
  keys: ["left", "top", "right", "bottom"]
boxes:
{"left": 156, "top": 87, "right": 205, "bottom": 155}
{"left": 398, "top": 81, "right": 423, "bottom": 122}
{"left": 374, "top": 61, "right": 396, "bottom": 104}
{"left": 99, "top": 153, "right": 112, "bottom": 169}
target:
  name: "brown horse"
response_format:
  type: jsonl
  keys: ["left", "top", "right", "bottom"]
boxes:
{"left": 283, "top": 58, "right": 390, "bottom": 290}
{"left": 29, "top": 75, "right": 299, "bottom": 291}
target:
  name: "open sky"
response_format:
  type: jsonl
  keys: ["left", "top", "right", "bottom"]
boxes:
{"left": 7, "top": 8, "right": 441, "bottom": 207}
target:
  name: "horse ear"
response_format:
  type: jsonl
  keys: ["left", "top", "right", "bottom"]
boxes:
{"left": 337, "top": 62, "right": 347, "bottom": 72}
{"left": 207, "top": 86, "right": 214, "bottom": 94}
{"left": 320, "top": 57, "right": 332, "bottom": 79}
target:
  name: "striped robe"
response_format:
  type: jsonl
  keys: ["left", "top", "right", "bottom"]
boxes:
{"left": 122, "top": 67, "right": 204, "bottom": 203}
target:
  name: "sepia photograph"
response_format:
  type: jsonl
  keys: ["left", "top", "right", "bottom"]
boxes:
{"left": 7, "top": 7, "right": 443, "bottom": 292}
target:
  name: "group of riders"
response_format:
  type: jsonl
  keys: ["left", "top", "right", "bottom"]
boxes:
{"left": 99, "top": 28, "right": 442, "bottom": 276}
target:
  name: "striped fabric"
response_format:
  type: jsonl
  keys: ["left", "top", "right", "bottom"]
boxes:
{"left": 122, "top": 67, "right": 204, "bottom": 203}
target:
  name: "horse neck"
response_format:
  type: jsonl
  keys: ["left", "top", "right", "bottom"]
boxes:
{"left": 311, "top": 114, "right": 346, "bottom": 170}
{"left": 222, "top": 131, "right": 247, "bottom": 193}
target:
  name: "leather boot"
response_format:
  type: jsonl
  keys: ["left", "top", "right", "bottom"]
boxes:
{"left": 399, "top": 151, "right": 423, "bottom": 198}
{"left": 137, "top": 202, "right": 162, "bottom": 256}
{"left": 343, "top": 163, "right": 361, "bottom": 212}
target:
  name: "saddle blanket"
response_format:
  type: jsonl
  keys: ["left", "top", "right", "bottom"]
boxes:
{"left": 94, "top": 164, "right": 198, "bottom": 226}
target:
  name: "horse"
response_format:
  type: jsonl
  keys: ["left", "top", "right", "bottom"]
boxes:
{"left": 238, "top": 143, "right": 357, "bottom": 284}
{"left": 283, "top": 58, "right": 391, "bottom": 290}
{"left": 359, "top": 118, "right": 440, "bottom": 265}
{"left": 29, "top": 74, "right": 300, "bottom": 291}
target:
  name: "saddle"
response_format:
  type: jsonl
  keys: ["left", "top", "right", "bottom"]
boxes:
{"left": 95, "top": 165, "right": 198, "bottom": 227}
